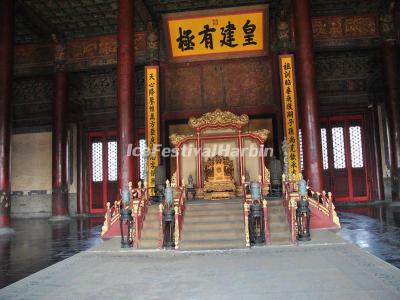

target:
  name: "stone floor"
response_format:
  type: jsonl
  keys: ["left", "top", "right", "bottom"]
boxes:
{"left": 1, "top": 234, "right": 400, "bottom": 299}
{"left": 1, "top": 204, "right": 400, "bottom": 298}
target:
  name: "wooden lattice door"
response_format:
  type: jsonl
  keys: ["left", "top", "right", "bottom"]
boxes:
{"left": 321, "top": 116, "right": 369, "bottom": 202}
{"left": 89, "top": 132, "right": 118, "bottom": 213}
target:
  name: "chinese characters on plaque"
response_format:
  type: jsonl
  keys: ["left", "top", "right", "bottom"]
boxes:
{"left": 145, "top": 66, "right": 160, "bottom": 191}
{"left": 164, "top": 5, "right": 268, "bottom": 61}
{"left": 279, "top": 55, "right": 300, "bottom": 177}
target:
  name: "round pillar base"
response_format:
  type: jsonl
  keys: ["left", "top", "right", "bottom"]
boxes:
{"left": 0, "top": 226, "right": 15, "bottom": 235}
{"left": 49, "top": 215, "right": 71, "bottom": 222}
{"left": 297, "top": 235, "right": 311, "bottom": 242}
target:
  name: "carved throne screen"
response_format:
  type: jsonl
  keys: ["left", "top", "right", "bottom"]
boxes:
{"left": 169, "top": 109, "right": 270, "bottom": 198}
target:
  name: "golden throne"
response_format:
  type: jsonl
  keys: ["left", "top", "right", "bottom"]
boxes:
{"left": 203, "top": 155, "right": 236, "bottom": 200}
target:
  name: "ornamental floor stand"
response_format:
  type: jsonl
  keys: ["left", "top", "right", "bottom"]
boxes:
{"left": 162, "top": 208, "right": 175, "bottom": 249}
{"left": 296, "top": 199, "right": 311, "bottom": 242}
{"left": 120, "top": 207, "right": 134, "bottom": 248}
{"left": 249, "top": 202, "right": 266, "bottom": 245}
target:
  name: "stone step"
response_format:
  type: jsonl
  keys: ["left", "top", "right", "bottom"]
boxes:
{"left": 270, "top": 235, "right": 291, "bottom": 245}
{"left": 185, "top": 210, "right": 243, "bottom": 217}
{"left": 268, "top": 206, "right": 285, "bottom": 214}
{"left": 141, "top": 224, "right": 160, "bottom": 231}
{"left": 264, "top": 200, "right": 291, "bottom": 245}
{"left": 143, "top": 216, "right": 159, "bottom": 223}
{"left": 268, "top": 214, "right": 287, "bottom": 223}
{"left": 183, "top": 221, "right": 243, "bottom": 231}
{"left": 184, "top": 214, "right": 243, "bottom": 223}
{"left": 182, "top": 229, "right": 244, "bottom": 241}
{"left": 138, "top": 207, "right": 161, "bottom": 249}
{"left": 186, "top": 204, "right": 243, "bottom": 212}
{"left": 180, "top": 239, "right": 245, "bottom": 250}
{"left": 139, "top": 239, "right": 159, "bottom": 249}
{"left": 268, "top": 222, "right": 289, "bottom": 232}
{"left": 270, "top": 231, "right": 290, "bottom": 238}
{"left": 179, "top": 200, "right": 245, "bottom": 250}
{"left": 267, "top": 200, "right": 284, "bottom": 207}
{"left": 141, "top": 229, "right": 160, "bottom": 239}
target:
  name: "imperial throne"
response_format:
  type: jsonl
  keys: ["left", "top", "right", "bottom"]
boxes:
{"left": 169, "top": 109, "right": 270, "bottom": 200}
{"left": 203, "top": 155, "right": 236, "bottom": 200}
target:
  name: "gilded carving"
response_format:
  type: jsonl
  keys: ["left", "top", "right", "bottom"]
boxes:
{"left": 0, "top": 192, "right": 10, "bottom": 209}
{"left": 277, "top": 19, "right": 290, "bottom": 45}
{"left": 14, "top": 43, "right": 55, "bottom": 66}
{"left": 275, "top": 0, "right": 292, "bottom": 51}
{"left": 67, "top": 33, "right": 146, "bottom": 61}
{"left": 247, "top": 129, "right": 270, "bottom": 142}
{"left": 379, "top": 2, "right": 396, "bottom": 41}
{"left": 343, "top": 16, "right": 377, "bottom": 36}
{"left": 147, "top": 22, "right": 159, "bottom": 63}
{"left": 169, "top": 133, "right": 194, "bottom": 146}
{"left": 203, "top": 155, "right": 236, "bottom": 200}
{"left": 264, "top": 167, "right": 271, "bottom": 183}
{"left": 52, "top": 34, "right": 67, "bottom": 71}
{"left": 312, "top": 14, "right": 378, "bottom": 41}
{"left": 171, "top": 172, "right": 177, "bottom": 187}
{"left": 189, "top": 109, "right": 249, "bottom": 130}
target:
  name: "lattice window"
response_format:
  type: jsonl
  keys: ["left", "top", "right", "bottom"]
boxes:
{"left": 299, "top": 129, "right": 304, "bottom": 171}
{"left": 107, "top": 141, "right": 118, "bottom": 181}
{"left": 349, "top": 126, "right": 364, "bottom": 168}
{"left": 139, "top": 139, "right": 147, "bottom": 180}
{"left": 298, "top": 129, "right": 329, "bottom": 170}
{"left": 321, "top": 128, "right": 329, "bottom": 170}
{"left": 92, "top": 142, "right": 103, "bottom": 182}
{"left": 332, "top": 127, "right": 346, "bottom": 169}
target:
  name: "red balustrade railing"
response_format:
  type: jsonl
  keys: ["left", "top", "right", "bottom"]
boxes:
{"left": 130, "top": 186, "right": 149, "bottom": 247}
{"left": 101, "top": 200, "right": 121, "bottom": 238}
{"left": 306, "top": 186, "right": 340, "bottom": 229}
{"left": 283, "top": 177, "right": 340, "bottom": 242}
{"left": 282, "top": 179, "right": 298, "bottom": 244}
{"left": 101, "top": 185, "right": 150, "bottom": 242}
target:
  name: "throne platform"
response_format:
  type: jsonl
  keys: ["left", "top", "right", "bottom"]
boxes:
{"left": 169, "top": 109, "right": 270, "bottom": 200}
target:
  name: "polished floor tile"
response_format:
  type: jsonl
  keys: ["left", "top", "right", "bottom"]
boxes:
{"left": 337, "top": 205, "right": 400, "bottom": 269}
{"left": 0, "top": 217, "right": 103, "bottom": 289}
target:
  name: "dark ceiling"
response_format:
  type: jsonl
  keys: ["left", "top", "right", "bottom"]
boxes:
{"left": 14, "top": 0, "right": 275, "bottom": 44}
{"left": 14, "top": 0, "right": 386, "bottom": 44}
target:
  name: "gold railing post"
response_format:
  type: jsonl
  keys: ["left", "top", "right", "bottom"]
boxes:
{"left": 290, "top": 197, "right": 298, "bottom": 244}
{"left": 101, "top": 202, "right": 111, "bottom": 237}
{"left": 262, "top": 199, "right": 270, "bottom": 244}
{"left": 158, "top": 203, "right": 163, "bottom": 249}
{"left": 132, "top": 199, "right": 139, "bottom": 247}
{"left": 244, "top": 203, "right": 250, "bottom": 247}
{"left": 174, "top": 205, "right": 180, "bottom": 249}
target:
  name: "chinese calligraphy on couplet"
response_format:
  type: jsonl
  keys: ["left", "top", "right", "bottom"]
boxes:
{"left": 145, "top": 66, "right": 160, "bottom": 191}
{"left": 279, "top": 55, "right": 301, "bottom": 177}
{"left": 165, "top": 5, "right": 268, "bottom": 61}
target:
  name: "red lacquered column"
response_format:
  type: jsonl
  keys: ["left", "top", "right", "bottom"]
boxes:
{"left": 0, "top": 0, "right": 15, "bottom": 233}
{"left": 371, "top": 106, "right": 384, "bottom": 201}
{"left": 293, "top": 0, "right": 324, "bottom": 191}
{"left": 382, "top": 41, "right": 400, "bottom": 201}
{"left": 117, "top": 0, "right": 136, "bottom": 193}
{"left": 51, "top": 71, "right": 70, "bottom": 219}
